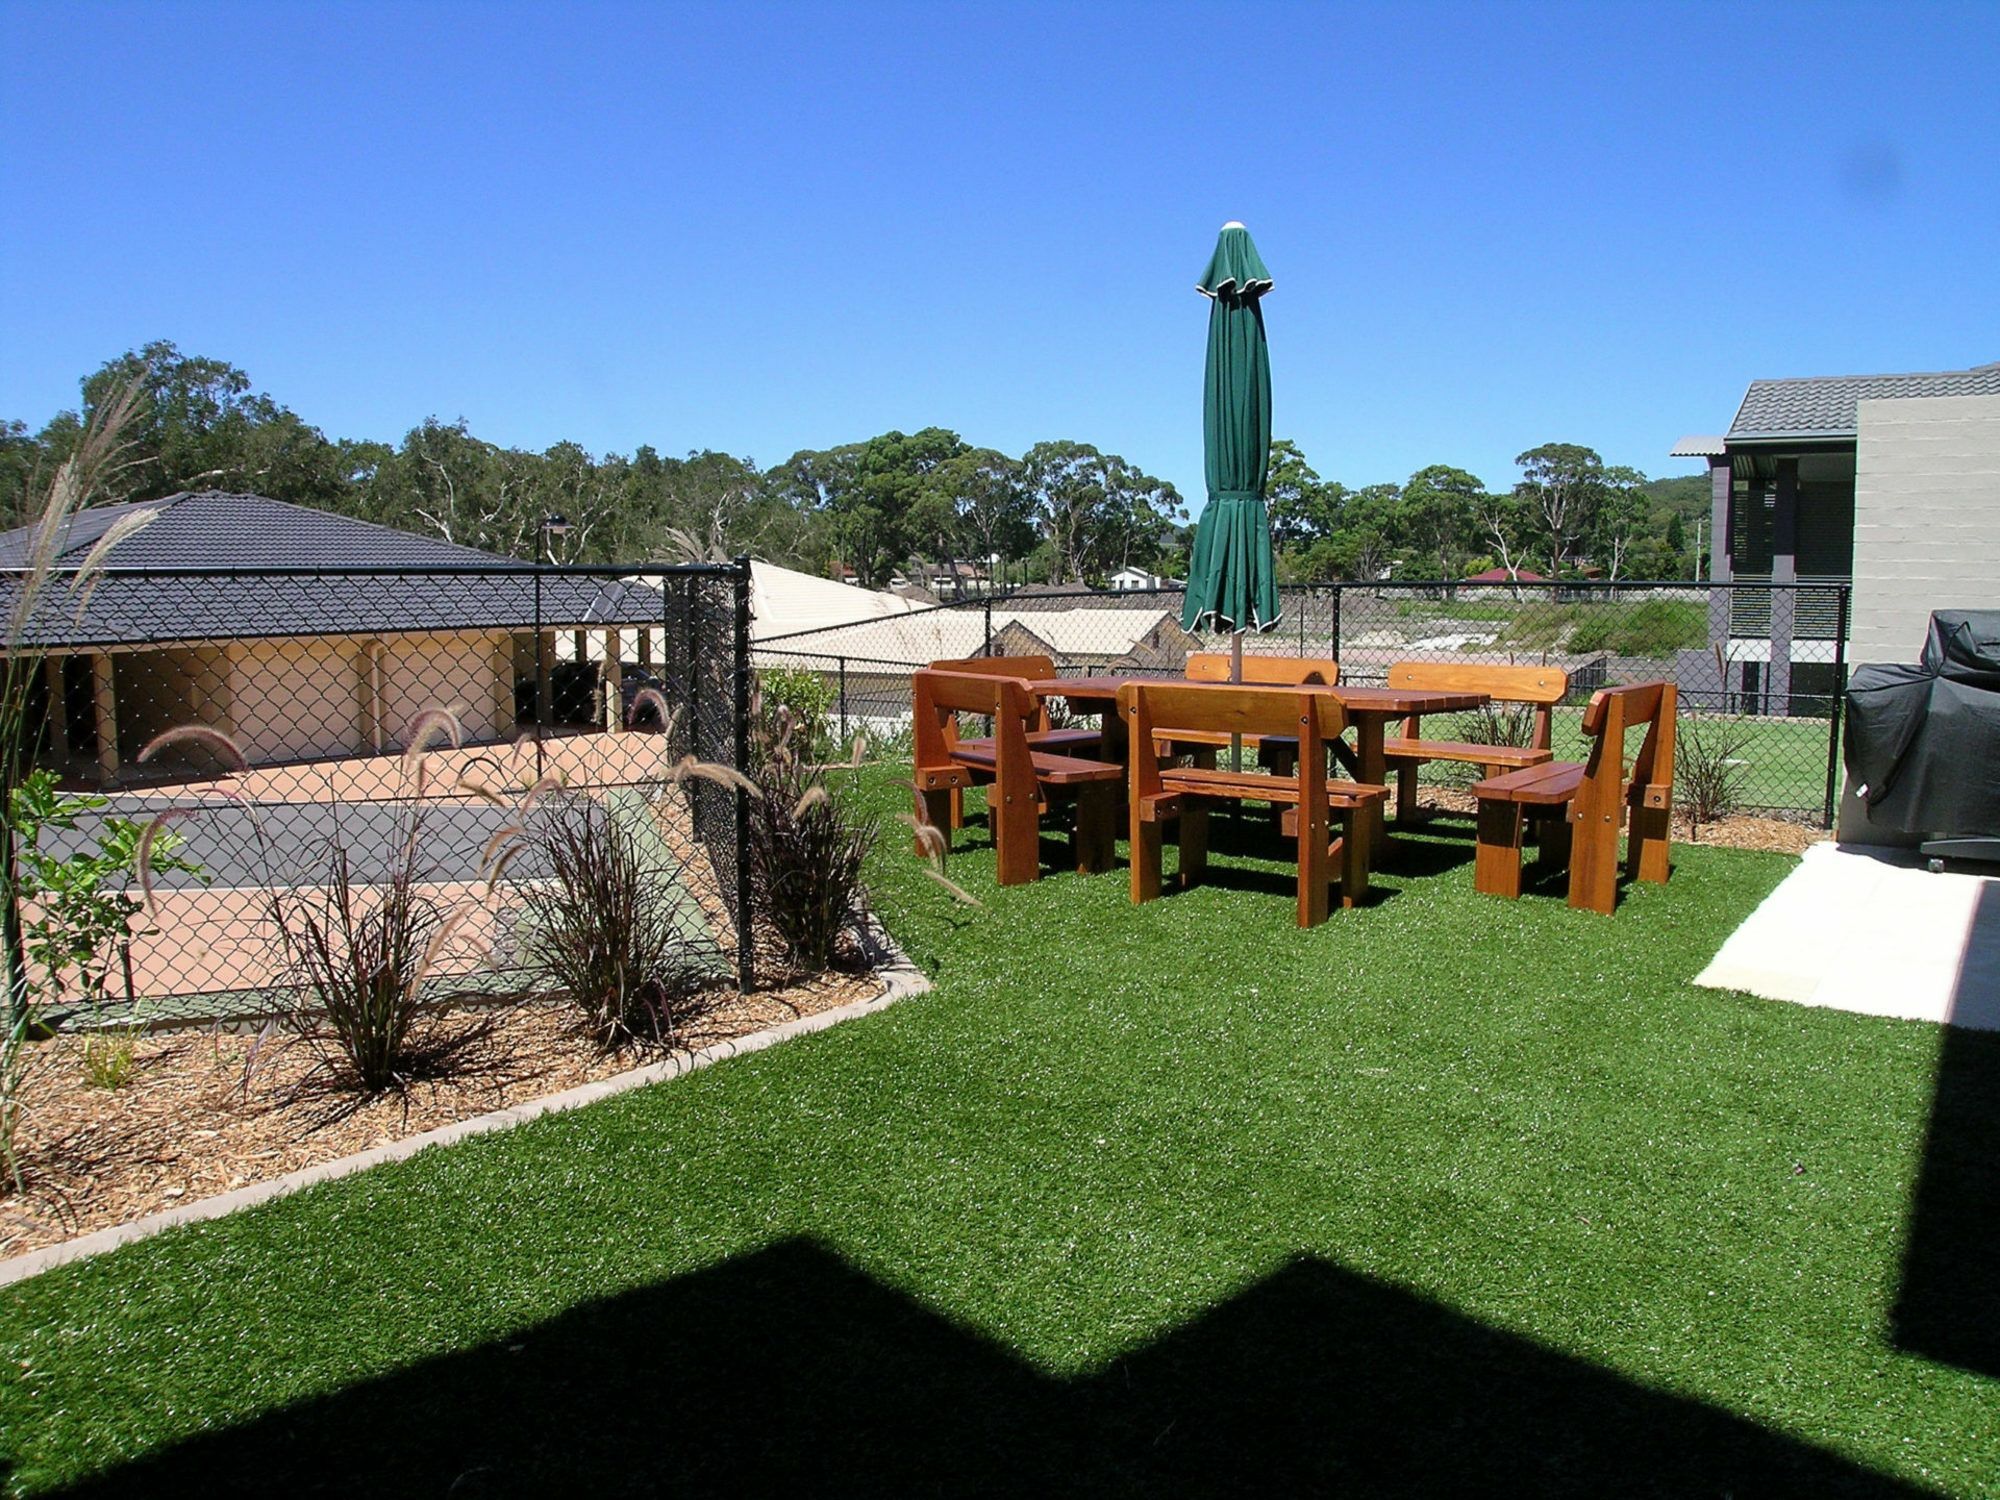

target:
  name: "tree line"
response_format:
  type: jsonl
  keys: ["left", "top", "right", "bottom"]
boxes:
{"left": 2, "top": 342, "right": 1708, "bottom": 589}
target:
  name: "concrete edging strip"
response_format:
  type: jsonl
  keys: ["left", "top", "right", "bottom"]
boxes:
{"left": 1, "top": 942, "right": 931, "bottom": 1289}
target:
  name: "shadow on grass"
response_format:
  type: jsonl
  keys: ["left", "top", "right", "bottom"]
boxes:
{"left": 1893, "top": 880, "right": 2000, "bottom": 1378}
{"left": 42, "top": 1241, "right": 1927, "bottom": 1498}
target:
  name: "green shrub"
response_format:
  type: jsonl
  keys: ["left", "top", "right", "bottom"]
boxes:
{"left": 1565, "top": 599, "right": 1706, "bottom": 656}
{"left": 758, "top": 667, "right": 837, "bottom": 764}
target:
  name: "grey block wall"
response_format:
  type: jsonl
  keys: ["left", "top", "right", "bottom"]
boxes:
{"left": 1839, "top": 393, "right": 2000, "bottom": 845}
{"left": 1851, "top": 392, "right": 2000, "bottom": 667}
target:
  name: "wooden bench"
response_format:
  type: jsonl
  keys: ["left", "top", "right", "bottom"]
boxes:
{"left": 1119, "top": 681, "right": 1389, "bottom": 927}
{"left": 1380, "top": 662, "right": 1569, "bottom": 822}
{"left": 1156, "top": 652, "right": 1341, "bottom": 771}
{"left": 926, "top": 654, "right": 1102, "bottom": 827}
{"left": 912, "top": 668, "right": 1121, "bottom": 886}
{"left": 1472, "top": 680, "right": 1676, "bottom": 914}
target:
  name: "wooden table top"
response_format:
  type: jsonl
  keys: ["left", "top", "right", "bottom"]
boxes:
{"left": 1025, "top": 676, "right": 1487, "bottom": 717}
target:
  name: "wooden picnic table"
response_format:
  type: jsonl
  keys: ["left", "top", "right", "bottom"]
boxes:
{"left": 1026, "top": 675, "right": 1488, "bottom": 862}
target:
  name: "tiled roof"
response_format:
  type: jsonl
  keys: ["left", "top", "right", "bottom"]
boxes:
{"left": 1727, "top": 362, "right": 2000, "bottom": 440}
{"left": 0, "top": 492, "right": 677, "bottom": 649}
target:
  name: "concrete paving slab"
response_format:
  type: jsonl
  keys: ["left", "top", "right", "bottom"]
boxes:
{"left": 1696, "top": 841, "right": 2000, "bottom": 1030}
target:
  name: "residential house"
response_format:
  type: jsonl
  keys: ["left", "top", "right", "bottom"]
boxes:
{"left": 0, "top": 492, "right": 667, "bottom": 781}
{"left": 1673, "top": 359, "right": 2000, "bottom": 710}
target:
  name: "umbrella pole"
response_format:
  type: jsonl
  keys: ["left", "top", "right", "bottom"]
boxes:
{"left": 1230, "top": 628, "right": 1245, "bottom": 771}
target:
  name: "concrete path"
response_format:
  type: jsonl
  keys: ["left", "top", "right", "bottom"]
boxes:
{"left": 1696, "top": 841, "right": 2000, "bottom": 1030}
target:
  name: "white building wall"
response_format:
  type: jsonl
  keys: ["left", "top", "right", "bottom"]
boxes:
{"left": 1852, "top": 393, "right": 2000, "bottom": 666}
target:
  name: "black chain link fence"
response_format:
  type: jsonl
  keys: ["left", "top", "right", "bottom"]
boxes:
{"left": 756, "top": 578, "right": 1850, "bottom": 822}
{"left": 1, "top": 560, "right": 755, "bottom": 1030}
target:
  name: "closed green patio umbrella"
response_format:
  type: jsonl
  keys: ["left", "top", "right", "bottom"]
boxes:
{"left": 1179, "top": 221, "right": 1279, "bottom": 666}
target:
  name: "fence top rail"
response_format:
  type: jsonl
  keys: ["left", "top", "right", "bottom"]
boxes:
{"left": 0, "top": 560, "right": 748, "bottom": 581}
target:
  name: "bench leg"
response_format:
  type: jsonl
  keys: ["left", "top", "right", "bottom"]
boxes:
{"left": 915, "top": 786, "right": 953, "bottom": 858}
{"left": 992, "top": 781, "right": 1040, "bottom": 887}
{"left": 1337, "top": 810, "right": 1370, "bottom": 908}
{"left": 1474, "top": 797, "right": 1526, "bottom": 899}
{"left": 1627, "top": 799, "right": 1671, "bottom": 885}
{"left": 1131, "top": 813, "right": 1163, "bottom": 904}
{"left": 1530, "top": 809, "right": 1572, "bottom": 875}
{"left": 1074, "top": 784, "right": 1115, "bottom": 875}
{"left": 1567, "top": 806, "right": 1619, "bottom": 914}
{"left": 948, "top": 786, "right": 965, "bottom": 831}
{"left": 1297, "top": 798, "right": 1331, "bottom": 928}
{"left": 1395, "top": 764, "right": 1421, "bottom": 823}
{"left": 1177, "top": 802, "right": 1209, "bottom": 887}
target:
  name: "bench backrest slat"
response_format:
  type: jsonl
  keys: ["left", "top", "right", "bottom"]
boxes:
{"left": 929, "top": 653, "right": 1057, "bottom": 683}
{"left": 912, "top": 669, "right": 1037, "bottom": 789}
{"left": 1119, "top": 681, "right": 1349, "bottom": 808}
{"left": 1387, "top": 660, "right": 1570, "bottom": 749}
{"left": 1185, "top": 652, "right": 1340, "bottom": 686}
{"left": 928, "top": 655, "right": 1057, "bottom": 730}
{"left": 1577, "top": 679, "right": 1677, "bottom": 805}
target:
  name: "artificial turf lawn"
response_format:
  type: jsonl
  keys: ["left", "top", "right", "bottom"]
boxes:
{"left": 2, "top": 766, "right": 1995, "bottom": 1495}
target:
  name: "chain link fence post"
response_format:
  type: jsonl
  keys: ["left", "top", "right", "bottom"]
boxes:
{"left": 732, "top": 556, "right": 755, "bottom": 994}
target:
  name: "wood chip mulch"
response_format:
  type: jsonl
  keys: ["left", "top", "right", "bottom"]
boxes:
{"left": 1, "top": 971, "right": 879, "bottom": 1261}
{"left": 1414, "top": 788, "right": 1829, "bottom": 855}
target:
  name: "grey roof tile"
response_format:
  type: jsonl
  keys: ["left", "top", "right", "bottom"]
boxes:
{"left": 1728, "top": 362, "right": 2000, "bottom": 440}
{"left": 0, "top": 492, "right": 688, "bottom": 649}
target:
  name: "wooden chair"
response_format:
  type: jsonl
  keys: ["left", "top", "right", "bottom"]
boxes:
{"left": 1381, "top": 662, "right": 1569, "bottom": 822}
{"left": 1119, "top": 681, "right": 1388, "bottom": 927}
{"left": 926, "top": 654, "right": 1101, "bottom": 827}
{"left": 1471, "top": 680, "right": 1676, "bottom": 914}
{"left": 912, "top": 668, "right": 1121, "bottom": 886}
{"left": 1160, "top": 652, "right": 1341, "bottom": 770}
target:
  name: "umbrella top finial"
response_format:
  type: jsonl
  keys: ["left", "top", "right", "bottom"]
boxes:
{"left": 1198, "top": 223, "right": 1272, "bottom": 300}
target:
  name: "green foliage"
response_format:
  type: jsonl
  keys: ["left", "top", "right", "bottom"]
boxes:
{"left": 1563, "top": 598, "right": 1707, "bottom": 655}
{"left": 759, "top": 666, "right": 838, "bottom": 764}
{"left": 6, "top": 771, "right": 200, "bottom": 1015}
{"left": 81, "top": 1027, "right": 138, "bottom": 1090}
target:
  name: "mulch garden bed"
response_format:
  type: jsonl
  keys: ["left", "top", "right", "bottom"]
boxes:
{"left": 2, "top": 970, "right": 879, "bottom": 1261}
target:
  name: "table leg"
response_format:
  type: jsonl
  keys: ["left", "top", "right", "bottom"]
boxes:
{"left": 1354, "top": 719, "right": 1388, "bottom": 865}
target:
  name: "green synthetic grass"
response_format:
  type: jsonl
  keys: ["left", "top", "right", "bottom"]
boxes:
{"left": 1, "top": 767, "right": 1994, "bottom": 1495}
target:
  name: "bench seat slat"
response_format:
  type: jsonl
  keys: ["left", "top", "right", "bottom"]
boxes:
{"left": 954, "top": 727, "right": 1102, "bottom": 758}
{"left": 1473, "top": 760, "right": 1584, "bottom": 805}
{"left": 1383, "top": 737, "right": 1552, "bottom": 769}
{"left": 948, "top": 744, "right": 1122, "bottom": 785}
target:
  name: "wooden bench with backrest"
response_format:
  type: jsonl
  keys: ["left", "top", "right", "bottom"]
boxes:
{"left": 1155, "top": 652, "right": 1342, "bottom": 772}
{"left": 1119, "top": 681, "right": 1388, "bottom": 927}
{"left": 926, "top": 654, "right": 1102, "bottom": 827}
{"left": 912, "top": 668, "right": 1121, "bottom": 886}
{"left": 1381, "top": 662, "right": 1569, "bottom": 822}
{"left": 1471, "top": 680, "right": 1676, "bottom": 914}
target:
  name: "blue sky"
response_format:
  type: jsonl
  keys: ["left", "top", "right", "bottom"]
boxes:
{"left": 3, "top": 1, "right": 1996, "bottom": 509}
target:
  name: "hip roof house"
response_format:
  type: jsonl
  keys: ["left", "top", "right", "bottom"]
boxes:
{"left": 1673, "top": 359, "right": 2000, "bottom": 711}
{"left": 0, "top": 492, "right": 672, "bottom": 781}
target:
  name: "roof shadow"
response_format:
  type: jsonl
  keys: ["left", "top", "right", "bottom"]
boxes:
{"left": 1892, "top": 878, "right": 2000, "bottom": 1376}
{"left": 38, "top": 1240, "right": 1930, "bottom": 1497}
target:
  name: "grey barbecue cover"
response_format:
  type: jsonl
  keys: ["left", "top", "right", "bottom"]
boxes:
{"left": 1844, "top": 610, "right": 2000, "bottom": 835}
